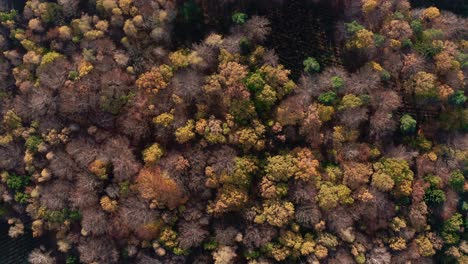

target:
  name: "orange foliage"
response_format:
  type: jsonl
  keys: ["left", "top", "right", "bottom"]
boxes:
{"left": 135, "top": 65, "right": 173, "bottom": 94}
{"left": 136, "top": 166, "right": 187, "bottom": 210}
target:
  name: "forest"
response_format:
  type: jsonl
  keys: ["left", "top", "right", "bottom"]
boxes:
{"left": 0, "top": 0, "right": 466, "bottom": 263}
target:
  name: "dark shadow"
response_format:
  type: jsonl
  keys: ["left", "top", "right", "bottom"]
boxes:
{"left": 0, "top": 0, "right": 26, "bottom": 12}
{"left": 262, "top": 0, "right": 342, "bottom": 80}
{"left": 410, "top": 0, "right": 468, "bottom": 17}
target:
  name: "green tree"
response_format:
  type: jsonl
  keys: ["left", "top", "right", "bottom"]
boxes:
{"left": 318, "top": 91, "right": 337, "bottom": 105}
{"left": 303, "top": 57, "right": 320, "bottom": 74}
{"left": 448, "top": 170, "right": 465, "bottom": 192}
{"left": 345, "top": 21, "right": 364, "bottom": 34}
{"left": 232, "top": 12, "right": 248, "bottom": 24}
{"left": 424, "top": 188, "right": 446, "bottom": 206}
{"left": 331, "top": 76, "right": 345, "bottom": 90}
{"left": 442, "top": 213, "right": 463, "bottom": 244}
{"left": 400, "top": 114, "right": 417, "bottom": 134}
{"left": 246, "top": 73, "right": 265, "bottom": 93}
{"left": 449, "top": 90, "right": 466, "bottom": 106}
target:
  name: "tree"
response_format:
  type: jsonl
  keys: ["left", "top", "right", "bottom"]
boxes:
{"left": 400, "top": 114, "right": 417, "bottom": 134}
{"left": 77, "top": 238, "right": 119, "bottom": 264}
{"left": 303, "top": 57, "right": 320, "bottom": 74}
{"left": 265, "top": 154, "right": 297, "bottom": 182}
{"left": 448, "top": 90, "right": 466, "bottom": 106}
{"left": 212, "top": 245, "right": 236, "bottom": 264}
{"left": 441, "top": 213, "right": 463, "bottom": 244}
{"left": 254, "top": 200, "right": 295, "bottom": 227}
{"left": 341, "top": 162, "right": 372, "bottom": 190}
{"left": 294, "top": 148, "right": 320, "bottom": 182}
{"left": 136, "top": 65, "right": 173, "bottom": 95}
{"left": 371, "top": 170, "right": 395, "bottom": 192}
{"left": 318, "top": 91, "right": 337, "bottom": 105}
{"left": 232, "top": 12, "right": 248, "bottom": 25}
{"left": 208, "top": 185, "right": 249, "bottom": 215}
{"left": 424, "top": 188, "right": 446, "bottom": 206}
{"left": 175, "top": 120, "right": 196, "bottom": 143}
{"left": 383, "top": 20, "right": 413, "bottom": 41}
{"left": 346, "top": 29, "right": 374, "bottom": 50}
{"left": 136, "top": 167, "right": 187, "bottom": 210}
{"left": 143, "top": 143, "right": 164, "bottom": 166}
{"left": 405, "top": 71, "right": 438, "bottom": 101}
{"left": 415, "top": 235, "right": 436, "bottom": 257}
{"left": 331, "top": 76, "right": 345, "bottom": 90}
{"left": 421, "top": 7, "right": 441, "bottom": 21}
{"left": 317, "top": 183, "right": 354, "bottom": 210}
{"left": 448, "top": 170, "right": 465, "bottom": 192}
{"left": 372, "top": 158, "right": 414, "bottom": 196}
{"left": 28, "top": 248, "right": 56, "bottom": 264}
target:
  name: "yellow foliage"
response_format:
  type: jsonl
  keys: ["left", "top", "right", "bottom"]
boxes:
{"left": 84, "top": 30, "right": 104, "bottom": 40}
{"left": 88, "top": 159, "right": 110, "bottom": 180}
{"left": 143, "top": 143, "right": 164, "bottom": 166}
{"left": 390, "top": 39, "right": 401, "bottom": 49}
{"left": 78, "top": 61, "right": 94, "bottom": 77}
{"left": 389, "top": 237, "right": 407, "bottom": 251}
{"left": 153, "top": 112, "right": 174, "bottom": 127}
{"left": 317, "top": 104, "right": 334, "bottom": 122}
{"left": 270, "top": 244, "right": 290, "bottom": 261}
{"left": 205, "top": 33, "right": 223, "bottom": 46}
{"left": 234, "top": 126, "right": 265, "bottom": 151}
{"left": 118, "top": 0, "right": 133, "bottom": 14}
{"left": 314, "top": 244, "right": 328, "bottom": 259}
{"left": 390, "top": 217, "right": 407, "bottom": 232}
{"left": 100, "top": 196, "right": 118, "bottom": 212}
{"left": 422, "top": 7, "right": 441, "bottom": 20}
{"left": 123, "top": 19, "right": 137, "bottom": 37}
{"left": 347, "top": 29, "right": 374, "bottom": 49}
{"left": 257, "top": 200, "right": 295, "bottom": 227}
{"left": 169, "top": 50, "right": 203, "bottom": 69}
{"left": 362, "top": 0, "right": 377, "bottom": 13}
{"left": 371, "top": 171, "right": 395, "bottom": 192}
{"left": 136, "top": 65, "right": 173, "bottom": 94}
{"left": 175, "top": 120, "right": 195, "bottom": 143}
{"left": 159, "top": 227, "right": 178, "bottom": 249}
{"left": 40, "top": 52, "right": 63, "bottom": 68}
{"left": 58, "top": 26, "right": 72, "bottom": 40}
{"left": 415, "top": 235, "right": 436, "bottom": 257}
{"left": 208, "top": 185, "right": 249, "bottom": 215}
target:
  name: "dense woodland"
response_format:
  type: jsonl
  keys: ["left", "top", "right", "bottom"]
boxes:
{"left": 0, "top": 0, "right": 467, "bottom": 263}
